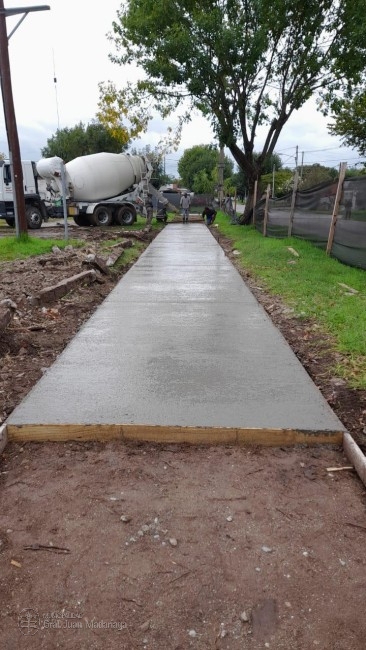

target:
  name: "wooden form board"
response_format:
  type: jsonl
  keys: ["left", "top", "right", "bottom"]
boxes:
{"left": 0, "top": 423, "right": 8, "bottom": 454}
{"left": 6, "top": 423, "right": 344, "bottom": 447}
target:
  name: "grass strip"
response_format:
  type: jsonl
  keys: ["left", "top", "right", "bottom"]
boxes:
{"left": 215, "top": 212, "right": 366, "bottom": 388}
{"left": 0, "top": 237, "right": 82, "bottom": 262}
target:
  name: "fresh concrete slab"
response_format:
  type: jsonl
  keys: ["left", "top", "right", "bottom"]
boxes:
{"left": 7, "top": 224, "right": 345, "bottom": 444}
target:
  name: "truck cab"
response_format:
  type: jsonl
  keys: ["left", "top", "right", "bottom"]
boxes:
{"left": 0, "top": 160, "right": 49, "bottom": 229}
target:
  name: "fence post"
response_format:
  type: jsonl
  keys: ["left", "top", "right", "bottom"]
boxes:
{"left": 263, "top": 184, "right": 271, "bottom": 237}
{"left": 326, "top": 162, "right": 347, "bottom": 255}
{"left": 288, "top": 169, "right": 299, "bottom": 237}
{"left": 253, "top": 179, "right": 258, "bottom": 226}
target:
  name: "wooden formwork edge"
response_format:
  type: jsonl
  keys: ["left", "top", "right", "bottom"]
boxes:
{"left": 343, "top": 431, "right": 366, "bottom": 487}
{"left": 0, "top": 423, "right": 8, "bottom": 455}
{"left": 6, "top": 423, "right": 344, "bottom": 447}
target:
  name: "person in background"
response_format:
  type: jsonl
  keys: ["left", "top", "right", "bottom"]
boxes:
{"left": 145, "top": 193, "right": 154, "bottom": 230}
{"left": 225, "top": 193, "right": 234, "bottom": 215}
{"left": 180, "top": 192, "right": 191, "bottom": 223}
{"left": 202, "top": 205, "right": 217, "bottom": 226}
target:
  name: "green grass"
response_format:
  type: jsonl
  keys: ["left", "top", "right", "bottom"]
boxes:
{"left": 0, "top": 236, "right": 82, "bottom": 262}
{"left": 215, "top": 211, "right": 366, "bottom": 388}
{"left": 112, "top": 241, "right": 146, "bottom": 270}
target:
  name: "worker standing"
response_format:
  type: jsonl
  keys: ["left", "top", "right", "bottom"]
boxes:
{"left": 180, "top": 192, "right": 191, "bottom": 223}
{"left": 145, "top": 194, "right": 154, "bottom": 231}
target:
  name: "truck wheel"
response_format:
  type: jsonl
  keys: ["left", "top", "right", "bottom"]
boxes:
{"left": 26, "top": 206, "right": 42, "bottom": 229}
{"left": 91, "top": 206, "right": 113, "bottom": 227}
{"left": 5, "top": 218, "right": 15, "bottom": 228}
{"left": 115, "top": 205, "right": 136, "bottom": 226}
{"left": 73, "top": 214, "right": 90, "bottom": 227}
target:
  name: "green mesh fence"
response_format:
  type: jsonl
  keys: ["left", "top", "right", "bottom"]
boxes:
{"left": 254, "top": 177, "right": 366, "bottom": 269}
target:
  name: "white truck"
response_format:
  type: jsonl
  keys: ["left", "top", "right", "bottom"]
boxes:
{"left": 0, "top": 159, "right": 51, "bottom": 229}
{"left": 36, "top": 152, "right": 153, "bottom": 227}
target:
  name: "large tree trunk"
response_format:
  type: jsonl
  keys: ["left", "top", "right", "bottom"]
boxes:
{"left": 238, "top": 177, "right": 257, "bottom": 225}
{"left": 228, "top": 143, "right": 260, "bottom": 225}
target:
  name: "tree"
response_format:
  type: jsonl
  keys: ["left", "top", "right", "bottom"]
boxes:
{"left": 232, "top": 152, "right": 283, "bottom": 197}
{"left": 41, "top": 121, "right": 127, "bottom": 162}
{"left": 328, "top": 91, "right": 366, "bottom": 155}
{"left": 192, "top": 169, "right": 215, "bottom": 194}
{"left": 260, "top": 169, "right": 293, "bottom": 197}
{"left": 109, "top": 0, "right": 365, "bottom": 222}
{"left": 130, "top": 144, "right": 171, "bottom": 189}
{"left": 97, "top": 81, "right": 149, "bottom": 145}
{"left": 177, "top": 145, "right": 233, "bottom": 190}
{"left": 299, "top": 164, "right": 338, "bottom": 190}
{"left": 345, "top": 166, "right": 366, "bottom": 177}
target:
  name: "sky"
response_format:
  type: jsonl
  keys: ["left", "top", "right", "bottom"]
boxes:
{"left": 0, "top": 0, "right": 363, "bottom": 178}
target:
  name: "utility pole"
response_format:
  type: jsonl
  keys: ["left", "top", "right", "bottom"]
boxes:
{"left": 0, "top": 2, "right": 50, "bottom": 237}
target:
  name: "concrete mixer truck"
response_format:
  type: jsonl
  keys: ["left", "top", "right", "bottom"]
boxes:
{"left": 36, "top": 152, "right": 153, "bottom": 227}
{"left": 0, "top": 159, "right": 51, "bottom": 229}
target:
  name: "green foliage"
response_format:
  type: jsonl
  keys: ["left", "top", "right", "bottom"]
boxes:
{"left": 130, "top": 145, "right": 171, "bottom": 189}
{"left": 233, "top": 153, "right": 284, "bottom": 196}
{"left": 177, "top": 145, "right": 233, "bottom": 190}
{"left": 299, "top": 164, "right": 338, "bottom": 190}
{"left": 192, "top": 169, "right": 215, "bottom": 194}
{"left": 41, "top": 121, "right": 127, "bottom": 162}
{"left": 97, "top": 81, "right": 150, "bottom": 146}
{"left": 260, "top": 170, "right": 293, "bottom": 197}
{"left": 215, "top": 214, "right": 366, "bottom": 387}
{"left": 345, "top": 166, "right": 366, "bottom": 178}
{"left": 110, "top": 0, "right": 365, "bottom": 221}
{"left": 260, "top": 164, "right": 340, "bottom": 196}
{"left": 328, "top": 91, "right": 366, "bottom": 156}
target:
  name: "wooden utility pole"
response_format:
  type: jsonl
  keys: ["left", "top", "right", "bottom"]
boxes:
{"left": 0, "top": 3, "right": 50, "bottom": 237}
{"left": 263, "top": 184, "right": 271, "bottom": 237}
{"left": 0, "top": 0, "right": 27, "bottom": 235}
{"left": 288, "top": 169, "right": 299, "bottom": 237}
{"left": 326, "top": 162, "right": 347, "bottom": 255}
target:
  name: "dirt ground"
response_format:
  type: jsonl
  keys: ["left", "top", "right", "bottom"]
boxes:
{"left": 1, "top": 223, "right": 366, "bottom": 649}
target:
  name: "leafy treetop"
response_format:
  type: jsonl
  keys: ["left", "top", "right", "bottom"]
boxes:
{"left": 109, "top": 0, "right": 366, "bottom": 220}
{"left": 177, "top": 144, "right": 233, "bottom": 191}
{"left": 41, "top": 121, "right": 128, "bottom": 163}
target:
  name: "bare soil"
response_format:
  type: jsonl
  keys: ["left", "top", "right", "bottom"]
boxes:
{"left": 1, "top": 223, "right": 366, "bottom": 650}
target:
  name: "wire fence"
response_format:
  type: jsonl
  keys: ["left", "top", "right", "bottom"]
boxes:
{"left": 249, "top": 175, "right": 366, "bottom": 270}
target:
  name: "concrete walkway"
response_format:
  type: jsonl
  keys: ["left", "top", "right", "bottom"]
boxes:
{"left": 7, "top": 224, "right": 345, "bottom": 445}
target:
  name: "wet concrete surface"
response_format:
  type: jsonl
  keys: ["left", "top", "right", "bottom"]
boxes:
{"left": 7, "top": 224, "right": 345, "bottom": 436}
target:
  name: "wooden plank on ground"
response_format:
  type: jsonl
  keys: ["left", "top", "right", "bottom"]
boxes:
{"left": 0, "top": 423, "right": 8, "bottom": 454}
{"left": 7, "top": 423, "right": 344, "bottom": 447}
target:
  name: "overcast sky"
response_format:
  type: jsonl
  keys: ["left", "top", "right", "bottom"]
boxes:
{"left": 0, "top": 0, "right": 362, "bottom": 177}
